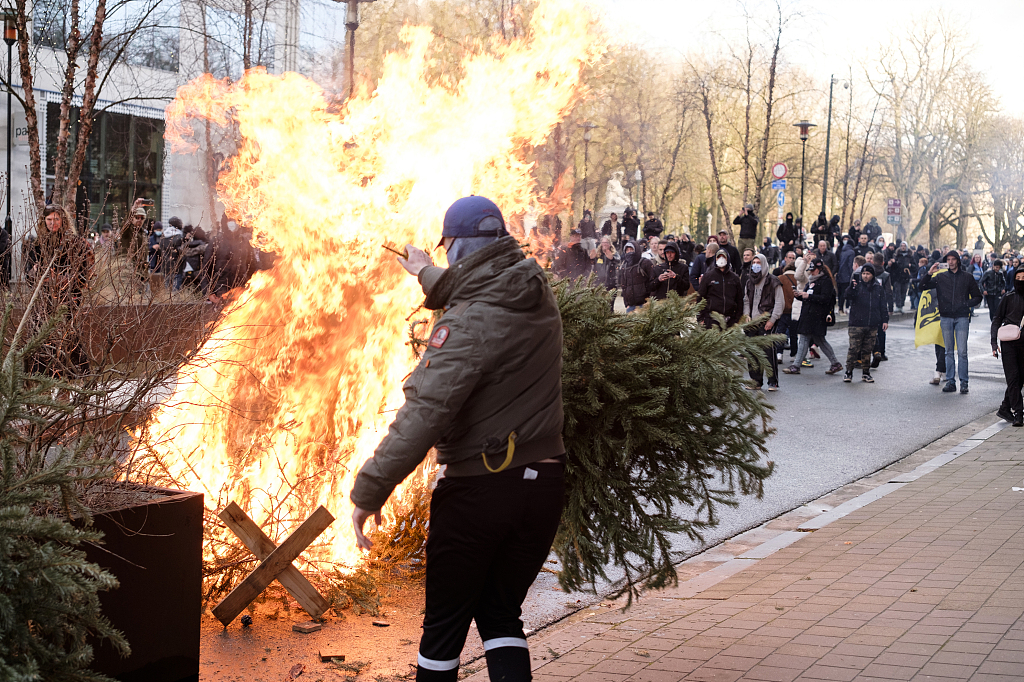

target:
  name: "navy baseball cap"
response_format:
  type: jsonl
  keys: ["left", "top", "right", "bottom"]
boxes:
{"left": 438, "top": 196, "right": 506, "bottom": 246}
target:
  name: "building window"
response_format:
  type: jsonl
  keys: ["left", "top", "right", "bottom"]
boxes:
{"left": 46, "top": 102, "right": 165, "bottom": 230}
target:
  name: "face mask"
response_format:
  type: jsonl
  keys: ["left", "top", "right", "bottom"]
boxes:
{"left": 751, "top": 263, "right": 762, "bottom": 274}
{"left": 716, "top": 257, "right": 728, "bottom": 268}
{"left": 154, "top": 231, "right": 162, "bottom": 236}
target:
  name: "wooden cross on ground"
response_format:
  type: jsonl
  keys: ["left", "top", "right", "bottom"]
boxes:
{"left": 213, "top": 502, "right": 335, "bottom": 626}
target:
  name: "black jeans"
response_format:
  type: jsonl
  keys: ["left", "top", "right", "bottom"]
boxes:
{"left": 986, "top": 295, "right": 1003, "bottom": 321}
{"left": 837, "top": 281, "right": 850, "bottom": 311}
{"left": 747, "top": 325, "right": 780, "bottom": 387}
{"left": 935, "top": 344, "right": 946, "bottom": 373}
{"left": 788, "top": 314, "right": 800, "bottom": 358}
{"left": 892, "top": 279, "right": 909, "bottom": 309}
{"left": 874, "top": 322, "right": 886, "bottom": 355}
{"left": 1002, "top": 341, "right": 1024, "bottom": 416}
{"left": 417, "top": 461, "right": 565, "bottom": 682}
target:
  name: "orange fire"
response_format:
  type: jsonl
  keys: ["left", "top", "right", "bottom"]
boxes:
{"left": 138, "top": 0, "right": 602, "bottom": 570}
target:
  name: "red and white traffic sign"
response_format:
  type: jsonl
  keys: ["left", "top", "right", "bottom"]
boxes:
{"left": 771, "top": 162, "right": 788, "bottom": 180}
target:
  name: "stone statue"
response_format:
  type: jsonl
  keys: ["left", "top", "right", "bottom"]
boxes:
{"left": 604, "top": 171, "right": 631, "bottom": 209}
{"left": 597, "top": 171, "right": 632, "bottom": 234}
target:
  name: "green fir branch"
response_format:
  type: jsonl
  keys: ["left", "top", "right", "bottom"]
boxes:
{"left": 553, "top": 284, "right": 776, "bottom": 605}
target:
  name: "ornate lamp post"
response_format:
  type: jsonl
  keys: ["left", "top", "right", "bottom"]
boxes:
{"left": 3, "top": 8, "right": 15, "bottom": 285}
{"left": 792, "top": 120, "right": 817, "bottom": 221}
{"left": 633, "top": 167, "right": 642, "bottom": 211}
{"left": 336, "top": 0, "right": 375, "bottom": 101}
{"left": 581, "top": 121, "right": 596, "bottom": 215}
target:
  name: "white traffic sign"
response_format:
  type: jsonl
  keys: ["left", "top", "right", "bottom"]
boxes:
{"left": 771, "top": 162, "right": 788, "bottom": 180}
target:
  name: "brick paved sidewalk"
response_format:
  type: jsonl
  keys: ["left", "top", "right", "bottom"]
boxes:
{"left": 515, "top": 420, "right": 1024, "bottom": 682}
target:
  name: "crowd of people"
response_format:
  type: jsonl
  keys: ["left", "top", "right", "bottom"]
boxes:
{"left": 77, "top": 201, "right": 271, "bottom": 302}
{"left": 550, "top": 206, "right": 1024, "bottom": 399}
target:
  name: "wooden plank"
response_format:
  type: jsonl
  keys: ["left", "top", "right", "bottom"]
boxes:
{"left": 213, "top": 505, "right": 335, "bottom": 626}
{"left": 218, "top": 503, "right": 330, "bottom": 618}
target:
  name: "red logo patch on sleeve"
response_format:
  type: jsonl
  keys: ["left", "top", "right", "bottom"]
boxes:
{"left": 428, "top": 326, "right": 450, "bottom": 348}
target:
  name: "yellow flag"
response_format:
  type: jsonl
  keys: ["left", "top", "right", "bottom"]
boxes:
{"left": 915, "top": 288, "right": 944, "bottom": 347}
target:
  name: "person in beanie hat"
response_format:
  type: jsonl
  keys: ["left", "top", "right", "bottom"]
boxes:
{"left": 351, "top": 196, "right": 565, "bottom": 682}
{"left": 844, "top": 263, "right": 888, "bottom": 382}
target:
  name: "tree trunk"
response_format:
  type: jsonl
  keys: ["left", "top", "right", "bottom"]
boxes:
{"left": 753, "top": 12, "right": 782, "bottom": 230}
{"left": 697, "top": 78, "right": 730, "bottom": 236}
{"left": 52, "top": 0, "right": 84, "bottom": 207}
{"left": 13, "top": 0, "right": 43, "bottom": 214}
{"left": 65, "top": 0, "right": 107, "bottom": 226}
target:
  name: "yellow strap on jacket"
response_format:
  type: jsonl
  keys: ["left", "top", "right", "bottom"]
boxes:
{"left": 481, "top": 432, "right": 517, "bottom": 473}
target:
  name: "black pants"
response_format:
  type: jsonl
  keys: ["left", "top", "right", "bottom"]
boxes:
{"left": 788, "top": 314, "right": 800, "bottom": 358}
{"left": 893, "top": 279, "right": 909, "bottom": 309}
{"left": 987, "top": 295, "right": 1002, "bottom": 321}
{"left": 747, "top": 325, "right": 779, "bottom": 387}
{"left": 417, "top": 461, "right": 565, "bottom": 682}
{"left": 837, "top": 281, "right": 850, "bottom": 311}
{"left": 775, "top": 313, "right": 791, "bottom": 352}
{"left": 874, "top": 322, "right": 886, "bottom": 355}
{"left": 1002, "top": 341, "right": 1024, "bottom": 416}
{"left": 935, "top": 344, "right": 946, "bottom": 373}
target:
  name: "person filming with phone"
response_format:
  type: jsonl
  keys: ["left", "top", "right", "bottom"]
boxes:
{"left": 648, "top": 241, "right": 690, "bottom": 300}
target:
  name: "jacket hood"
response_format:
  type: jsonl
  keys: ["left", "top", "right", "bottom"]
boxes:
{"left": 750, "top": 253, "right": 769, "bottom": 279}
{"left": 422, "top": 236, "right": 545, "bottom": 311}
{"left": 663, "top": 242, "right": 679, "bottom": 259}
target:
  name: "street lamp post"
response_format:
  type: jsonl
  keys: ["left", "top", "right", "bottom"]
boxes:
{"left": 337, "top": 0, "right": 375, "bottom": 101}
{"left": 581, "top": 122, "right": 596, "bottom": 215}
{"left": 633, "top": 167, "right": 642, "bottom": 212}
{"left": 3, "top": 10, "right": 15, "bottom": 286}
{"left": 792, "top": 120, "right": 817, "bottom": 222}
{"left": 821, "top": 75, "right": 836, "bottom": 218}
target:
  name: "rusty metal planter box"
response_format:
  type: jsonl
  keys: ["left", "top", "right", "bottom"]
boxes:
{"left": 84, "top": 486, "right": 204, "bottom": 682}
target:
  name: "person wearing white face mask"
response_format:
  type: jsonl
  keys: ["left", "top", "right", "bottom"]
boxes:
{"left": 742, "top": 253, "right": 785, "bottom": 391}
{"left": 697, "top": 249, "right": 743, "bottom": 329}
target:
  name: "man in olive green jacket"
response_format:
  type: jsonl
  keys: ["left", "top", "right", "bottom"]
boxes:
{"left": 351, "top": 196, "right": 565, "bottom": 682}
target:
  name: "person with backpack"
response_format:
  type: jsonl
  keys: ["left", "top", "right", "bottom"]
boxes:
{"left": 619, "top": 241, "right": 653, "bottom": 312}
{"left": 844, "top": 263, "right": 888, "bottom": 383}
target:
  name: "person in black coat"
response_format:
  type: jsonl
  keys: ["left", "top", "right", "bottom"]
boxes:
{"left": 809, "top": 212, "right": 829, "bottom": 247}
{"left": 776, "top": 212, "right": 798, "bottom": 256}
{"left": 619, "top": 241, "right": 653, "bottom": 312}
{"left": 552, "top": 229, "right": 593, "bottom": 281}
{"left": 827, "top": 215, "right": 842, "bottom": 248}
{"left": 642, "top": 212, "right": 664, "bottom": 239}
{"left": 649, "top": 242, "right": 690, "bottom": 300}
{"left": 844, "top": 264, "right": 888, "bottom": 382}
{"left": 621, "top": 207, "right": 640, "bottom": 243}
{"left": 783, "top": 258, "right": 843, "bottom": 374}
{"left": 920, "top": 251, "right": 984, "bottom": 393}
{"left": 696, "top": 250, "right": 743, "bottom": 329}
{"left": 992, "top": 267, "right": 1024, "bottom": 426}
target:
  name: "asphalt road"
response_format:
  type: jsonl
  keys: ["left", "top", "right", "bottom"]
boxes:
{"left": 517, "top": 313, "right": 1008, "bottom": 631}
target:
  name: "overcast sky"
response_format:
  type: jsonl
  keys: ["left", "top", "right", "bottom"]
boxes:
{"left": 590, "top": 0, "right": 1024, "bottom": 113}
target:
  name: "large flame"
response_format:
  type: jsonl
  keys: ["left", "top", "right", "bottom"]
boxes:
{"left": 139, "top": 0, "right": 602, "bottom": 570}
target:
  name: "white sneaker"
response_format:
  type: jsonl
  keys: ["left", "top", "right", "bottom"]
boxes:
{"left": 929, "top": 370, "right": 942, "bottom": 385}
